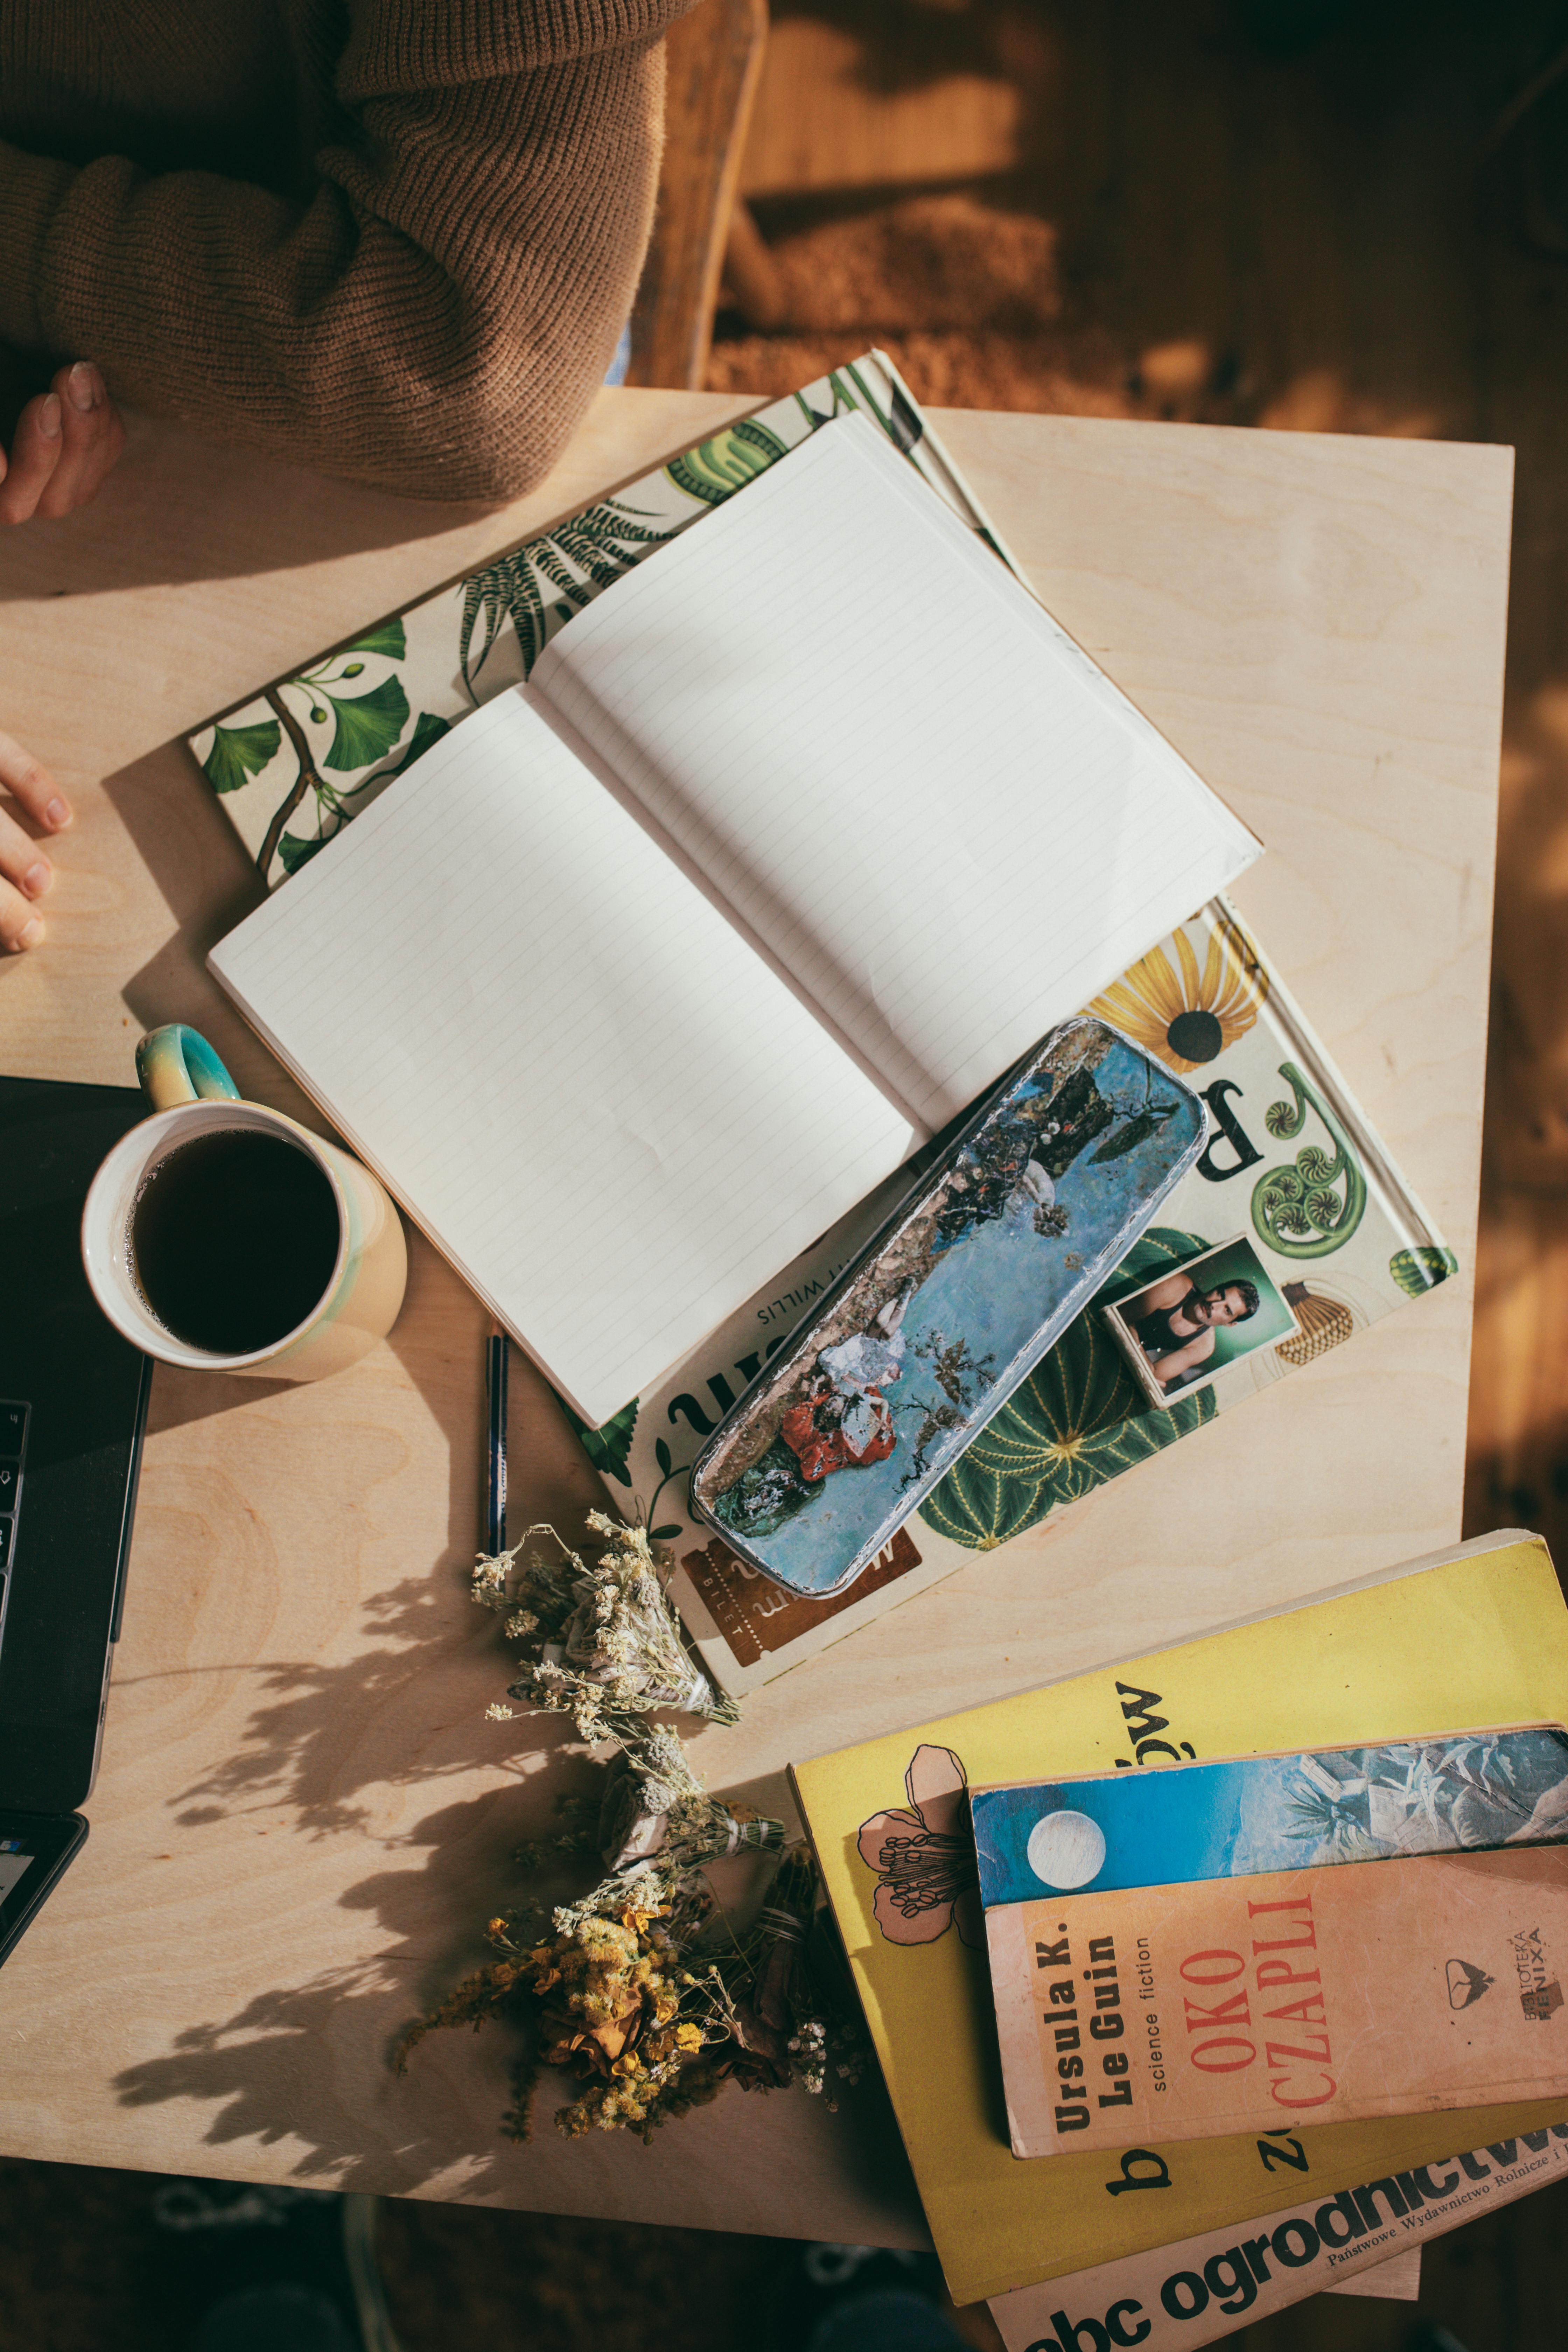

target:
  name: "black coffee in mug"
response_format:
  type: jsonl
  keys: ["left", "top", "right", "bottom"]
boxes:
{"left": 130, "top": 1128, "right": 341, "bottom": 1356}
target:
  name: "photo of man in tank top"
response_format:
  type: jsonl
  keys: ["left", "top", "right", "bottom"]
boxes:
{"left": 1128, "top": 1267, "right": 1261, "bottom": 1392}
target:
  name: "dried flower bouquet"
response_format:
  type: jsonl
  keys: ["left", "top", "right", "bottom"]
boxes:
{"left": 398, "top": 1516, "right": 868, "bottom": 2141}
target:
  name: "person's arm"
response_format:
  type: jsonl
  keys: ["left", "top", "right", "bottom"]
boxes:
{"left": 0, "top": 729, "right": 72, "bottom": 950}
{"left": 1148, "top": 1329, "right": 1215, "bottom": 1389}
{"left": 0, "top": 0, "right": 688, "bottom": 503}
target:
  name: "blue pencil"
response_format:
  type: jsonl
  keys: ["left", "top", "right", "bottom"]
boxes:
{"left": 485, "top": 1326, "right": 509, "bottom": 1556}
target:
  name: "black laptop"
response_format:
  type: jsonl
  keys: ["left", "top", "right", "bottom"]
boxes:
{"left": 0, "top": 1071, "right": 152, "bottom": 1813}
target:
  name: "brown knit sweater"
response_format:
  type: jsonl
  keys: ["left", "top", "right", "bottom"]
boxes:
{"left": 0, "top": 0, "right": 688, "bottom": 500}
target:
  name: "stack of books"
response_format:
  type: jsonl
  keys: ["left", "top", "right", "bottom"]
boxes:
{"left": 789, "top": 1530, "right": 1568, "bottom": 2343}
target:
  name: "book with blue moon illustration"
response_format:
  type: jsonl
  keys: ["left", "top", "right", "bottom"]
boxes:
{"left": 970, "top": 1728, "right": 1568, "bottom": 1905}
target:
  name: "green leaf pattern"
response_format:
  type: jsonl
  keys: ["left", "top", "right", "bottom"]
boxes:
{"left": 203, "top": 719, "right": 282, "bottom": 795}
{"left": 322, "top": 673, "right": 410, "bottom": 772}
{"left": 192, "top": 363, "right": 931, "bottom": 886}
{"left": 1389, "top": 1245, "right": 1459, "bottom": 1296}
{"left": 920, "top": 1228, "right": 1216, "bottom": 1549}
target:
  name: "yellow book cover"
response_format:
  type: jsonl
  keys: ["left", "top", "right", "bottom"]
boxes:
{"left": 788, "top": 1528, "right": 1568, "bottom": 2305}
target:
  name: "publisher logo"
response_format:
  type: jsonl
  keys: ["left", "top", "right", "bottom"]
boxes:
{"left": 1446, "top": 1958, "right": 1493, "bottom": 2011}
{"left": 1509, "top": 1927, "right": 1563, "bottom": 2022}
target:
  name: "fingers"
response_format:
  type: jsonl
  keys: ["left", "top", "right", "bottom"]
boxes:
{"left": 0, "top": 735, "right": 70, "bottom": 953}
{"left": 0, "top": 365, "right": 125, "bottom": 525}
{"left": 0, "top": 805, "right": 51, "bottom": 951}
{"left": 35, "top": 363, "right": 125, "bottom": 520}
{"left": 0, "top": 394, "right": 64, "bottom": 526}
{"left": 0, "top": 729, "right": 70, "bottom": 832}
{"left": 0, "top": 881, "right": 46, "bottom": 953}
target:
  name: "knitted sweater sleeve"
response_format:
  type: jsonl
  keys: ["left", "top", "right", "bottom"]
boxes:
{"left": 0, "top": 0, "right": 686, "bottom": 500}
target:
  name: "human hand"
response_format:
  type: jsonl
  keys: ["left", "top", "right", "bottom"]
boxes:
{"left": 0, "top": 732, "right": 71, "bottom": 951}
{"left": 0, "top": 362, "right": 124, "bottom": 525}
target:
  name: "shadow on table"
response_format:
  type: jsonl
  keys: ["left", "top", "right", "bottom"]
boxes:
{"left": 110, "top": 1757, "right": 925, "bottom": 2221}
{"left": 103, "top": 735, "right": 273, "bottom": 1049}
{"left": 0, "top": 411, "right": 493, "bottom": 604}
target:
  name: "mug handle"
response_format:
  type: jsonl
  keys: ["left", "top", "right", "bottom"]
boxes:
{"left": 136, "top": 1024, "right": 241, "bottom": 1113}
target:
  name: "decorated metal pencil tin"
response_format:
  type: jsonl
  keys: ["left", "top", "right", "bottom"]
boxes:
{"left": 688, "top": 1017, "right": 1208, "bottom": 1599}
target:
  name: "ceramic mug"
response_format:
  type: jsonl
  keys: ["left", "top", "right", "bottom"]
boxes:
{"left": 81, "top": 1024, "right": 407, "bottom": 1381}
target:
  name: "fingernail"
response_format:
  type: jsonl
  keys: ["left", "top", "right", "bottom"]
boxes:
{"left": 22, "top": 861, "right": 51, "bottom": 897}
{"left": 37, "top": 396, "right": 61, "bottom": 440}
{"left": 44, "top": 796, "right": 70, "bottom": 828}
{"left": 14, "top": 917, "right": 43, "bottom": 950}
{"left": 67, "top": 362, "right": 97, "bottom": 413}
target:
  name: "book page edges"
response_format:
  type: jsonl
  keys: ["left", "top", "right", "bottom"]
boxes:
{"left": 986, "top": 1903, "right": 1056, "bottom": 2158}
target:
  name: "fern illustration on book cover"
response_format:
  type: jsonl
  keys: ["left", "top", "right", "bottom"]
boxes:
{"left": 187, "top": 352, "right": 1001, "bottom": 887}
{"left": 989, "top": 1846, "right": 1568, "bottom": 2160}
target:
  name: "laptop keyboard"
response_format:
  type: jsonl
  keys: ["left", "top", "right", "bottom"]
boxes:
{"left": 0, "top": 1402, "right": 26, "bottom": 1580}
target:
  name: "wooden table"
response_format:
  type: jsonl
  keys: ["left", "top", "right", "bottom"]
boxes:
{"left": 0, "top": 392, "right": 1511, "bottom": 2242}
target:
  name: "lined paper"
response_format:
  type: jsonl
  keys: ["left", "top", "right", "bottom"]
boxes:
{"left": 209, "top": 691, "right": 915, "bottom": 1424}
{"left": 535, "top": 413, "right": 1259, "bottom": 1127}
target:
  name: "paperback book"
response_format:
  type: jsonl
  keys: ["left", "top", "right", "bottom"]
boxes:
{"left": 970, "top": 1728, "right": 1568, "bottom": 1901}
{"left": 988, "top": 1845, "right": 1568, "bottom": 2159}
{"left": 987, "top": 2123, "right": 1568, "bottom": 2351}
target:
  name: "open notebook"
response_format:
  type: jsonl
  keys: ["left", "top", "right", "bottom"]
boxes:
{"left": 210, "top": 414, "right": 1260, "bottom": 1423}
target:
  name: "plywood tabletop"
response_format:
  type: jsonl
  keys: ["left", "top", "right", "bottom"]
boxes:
{"left": 0, "top": 392, "right": 1511, "bottom": 2238}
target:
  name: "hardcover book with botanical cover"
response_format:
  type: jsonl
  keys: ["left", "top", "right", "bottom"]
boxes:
{"left": 989, "top": 1846, "right": 1568, "bottom": 2160}
{"left": 183, "top": 351, "right": 1460, "bottom": 1685}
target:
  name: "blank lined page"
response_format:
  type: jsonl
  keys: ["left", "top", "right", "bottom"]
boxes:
{"left": 208, "top": 690, "right": 915, "bottom": 1424}
{"left": 534, "top": 413, "right": 1260, "bottom": 1128}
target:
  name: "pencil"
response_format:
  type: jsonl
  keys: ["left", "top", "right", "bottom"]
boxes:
{"left": 485, "top": 1324, "right": 509, "bottom": 1557}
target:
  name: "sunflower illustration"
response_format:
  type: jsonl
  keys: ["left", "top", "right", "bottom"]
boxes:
{"left": 1089, "top": 909, "right": 1269, "bottom": 1073}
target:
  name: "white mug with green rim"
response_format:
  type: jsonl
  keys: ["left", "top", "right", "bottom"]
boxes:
{"left": 81, "top": 1024, "right": 407, "bottom": 1381}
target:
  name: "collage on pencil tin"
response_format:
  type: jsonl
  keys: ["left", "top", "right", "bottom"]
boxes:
{"left": 185, "top": 350, "right": 1461, "bottom": 1702}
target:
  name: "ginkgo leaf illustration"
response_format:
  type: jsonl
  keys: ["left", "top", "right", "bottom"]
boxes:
{"left": 376, "top": 709, "right": 449, "bottom": 782}
{"left": 276, "top": 832, "right": 322, "bottom": 876}
{"left": 203, "top": 719, "right": 282, "bottom": 795}
{"left": 345, "top": 617, "right": 407, "bottom": 662}
{"left": 322, "top": 674, "right": 411, "bottom": 771}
